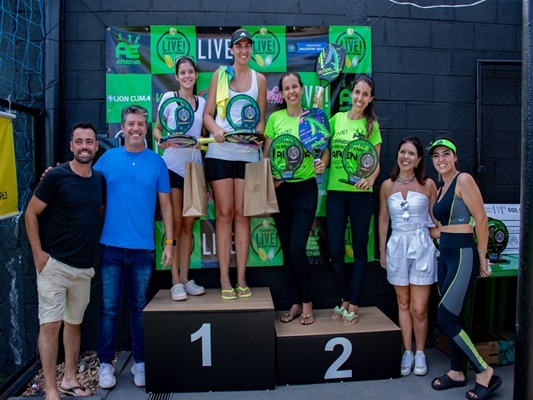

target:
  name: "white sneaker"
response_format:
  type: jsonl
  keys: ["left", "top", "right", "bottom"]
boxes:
{"left": 171, "top": 283, "right": 187, "bottom": 301}
{"left": 131, "top": 362, "right": 146, "bottom": 387}
{"left": 98, "top": 363, "right": 116, "bottom": 389}
{"left": 414, "top": 350, "right": 427, "bottom": 376}
{"left": 400, "top": 350, "right": 414, "bottom": 376}
{"left": 184, "top": 280, "right": 205, "bottom": 295}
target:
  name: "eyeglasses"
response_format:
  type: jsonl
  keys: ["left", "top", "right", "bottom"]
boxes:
{"left": 401, "top": 200, "right": 409, "bottom": 221}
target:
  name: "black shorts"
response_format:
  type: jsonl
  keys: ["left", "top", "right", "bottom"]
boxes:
{"left": 168, "top": 169, "right": 184, "bottom": 189}
{"left": 204, "top": 158, "right": 247, "bottom": 181}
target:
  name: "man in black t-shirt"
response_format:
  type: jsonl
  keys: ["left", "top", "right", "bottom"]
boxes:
{"left": 25, "top": 123, "right": 104, "bottom": 400}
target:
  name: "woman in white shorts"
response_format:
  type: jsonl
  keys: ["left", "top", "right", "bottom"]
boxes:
{"left": 378, "top": 135, "right": 438, "bottom": 378}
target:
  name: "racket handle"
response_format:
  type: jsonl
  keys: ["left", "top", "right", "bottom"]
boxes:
{"left": 314, "top": 158, "right": 322, "bottom": 184}
{"left": 313, "top": 86, "right": 324, "bottom": 108}
{"left": 198, "top": 137, "right": 216, "bottom": 145}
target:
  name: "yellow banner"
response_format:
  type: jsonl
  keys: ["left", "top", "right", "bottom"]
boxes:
{"left": 0, "top": 111, "right": 19, "bottom": 220}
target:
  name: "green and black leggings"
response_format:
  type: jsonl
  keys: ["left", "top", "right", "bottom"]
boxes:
{"left": 437, "top": 232, "right": 488, "bottom": 373}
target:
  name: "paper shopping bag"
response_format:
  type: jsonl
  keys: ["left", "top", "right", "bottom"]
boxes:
{"left": 182, "top": 161, "right": 207, "bottom": 217}
{"left": 244, "top": 158, "right": 279, "bottom": 217}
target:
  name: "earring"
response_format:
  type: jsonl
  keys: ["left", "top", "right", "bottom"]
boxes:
{"left": 415, "top": 164, "right": 418, "bottom": 168}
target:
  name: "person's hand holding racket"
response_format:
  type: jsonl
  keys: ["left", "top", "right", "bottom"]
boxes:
{"left": 339, "top": 137, "right": 378, "bottom": 188}
{"left": 298, "top": 108, "right": 330, "bottom": 183}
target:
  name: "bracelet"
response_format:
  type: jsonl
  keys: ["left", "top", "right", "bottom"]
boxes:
{"left": 477, "top": 249, "right": 487, "bottom": 254}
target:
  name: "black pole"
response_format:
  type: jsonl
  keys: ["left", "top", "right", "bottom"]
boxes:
{"left": 43, "top": 0, "right": 62, "bottom": 166}
{"left": 516, "top": 1, "right": 533, "bottom": 399}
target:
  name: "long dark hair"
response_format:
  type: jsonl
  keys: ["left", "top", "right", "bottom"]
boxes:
{"left": 352, "top": 74, "right": 378, "bottom": 140}
{"left": 277, "top": 72, "right": 303, "bottom": 110}
{"left": 390, "top": 135, "right": 427, "bottom": 185}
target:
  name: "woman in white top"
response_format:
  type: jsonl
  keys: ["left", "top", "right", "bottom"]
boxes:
{"left": 203, "top": 28, "right": 267, "bottom": 300}
{"left": 153, "top": 56, "right": 207, "bottom": 301}
{"left": 378, "top": 135, "right": 438, "bottom": 377}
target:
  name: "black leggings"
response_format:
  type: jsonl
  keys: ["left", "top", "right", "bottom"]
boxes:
{"left": 272, "top": 206, "right": 315, "bottom": 304}
{"left": 437, "top": 232, "right": 487, "bottom": 373}
{"left": 326, "top": 190, "right": 373, "bottom": 306}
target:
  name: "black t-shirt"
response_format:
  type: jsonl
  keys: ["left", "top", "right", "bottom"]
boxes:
{"left": 34, "top": 162, "right": 105, "bottom": 269}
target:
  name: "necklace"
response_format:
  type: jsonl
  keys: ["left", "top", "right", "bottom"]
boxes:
{"left": 123, "top": 149, "right": 145, "bottom": 166}
{"left": 397, "top": 173, "right": 415, "bottom": 185}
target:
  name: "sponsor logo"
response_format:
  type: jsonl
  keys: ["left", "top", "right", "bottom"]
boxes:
{"left": 155, "top": 28, "right": 192, "bottom": 69}
{"left": 107, "top": 95, "right": 151, "bottom": 103}
{"left": 250, "top": 27, "right": 281, "bottom": 68}
{"left": 335, "top": 28, "right": 367, "bottom": 68}
{"left": 115, "top": 32, "right": 141, "bottom": 65}
{"left": 250, "top": 219, "right": 281, "bottom": 262}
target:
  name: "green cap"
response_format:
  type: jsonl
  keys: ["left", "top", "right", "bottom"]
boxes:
{"left": 428, "top": 139, "right": 457, "bottom": 155}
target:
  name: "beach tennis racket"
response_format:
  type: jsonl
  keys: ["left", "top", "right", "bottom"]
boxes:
{"left": 299, "top": 108, "right": 330, "bottom": 184}
{"left": 226, "top": 94, "right": 261, "bottom": 132}
{"left": 268, "top": 134, "right": 305, "bottom": 181}
{"left": 159, "top": 134, "right": 214, "bottom": 149}
{"left": 223, "top": 130, "right": 265, "bottom": 147}
{"left": 158, "top": 96, "right": 195, "bottom": 135}
{"left": 339, "top": 137, "right": 378, "bottom": 186}
{"left": 313, "top": 43, "right": 346, "bottom": 107}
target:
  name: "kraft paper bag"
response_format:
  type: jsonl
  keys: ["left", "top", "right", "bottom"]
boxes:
{"left": 244, "top": 158, "right": 279, "bottom": 217}
{"left": 182, "top": 161, "right": 207, "bottom": 217}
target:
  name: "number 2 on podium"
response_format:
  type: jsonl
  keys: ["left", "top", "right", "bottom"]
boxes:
{"left": 191, "top": 323, "right": 212, "bottom": 366}
{"left": 324, "top": 337, "right": 353, "bottom": 379}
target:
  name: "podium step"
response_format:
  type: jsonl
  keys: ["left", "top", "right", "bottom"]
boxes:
{"left": 275, "top": 307, "right": 401, "bottom": 385}
{"left": 143, "top": 288, "right": 275, "bottom": 392}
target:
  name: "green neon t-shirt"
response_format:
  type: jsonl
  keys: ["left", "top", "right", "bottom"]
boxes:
{"left": 264, "top": 109, "right": 316, "bottom": 181}
{"left": 326, "top": 112, "right": 382, "bottom": 192}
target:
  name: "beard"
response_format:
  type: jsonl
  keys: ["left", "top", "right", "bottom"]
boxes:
{"left": 73, "top": 151, "right": 94, "bottom": 164}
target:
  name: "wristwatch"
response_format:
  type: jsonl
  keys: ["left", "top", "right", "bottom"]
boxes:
{"left": 165, "top": 239, "right": 177, "bottom": 247}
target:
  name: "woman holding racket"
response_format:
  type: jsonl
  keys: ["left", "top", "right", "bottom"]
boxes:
{"left": 263, "top": 72, "right": 329, "bottom": 325}
{"left": 153, "top": 56, "right": 207, "bottom": 301}
{"left": 203, "top": 28, "right": 267, "bottom": 300}
{"left": 378, "top": 136, "right": 438, "bottom": 377}
{"left": 327, "top": 74, "right": 381, "bottom": 326}
{"left": 428, "top": 138, "right": 501, "bottom": 399}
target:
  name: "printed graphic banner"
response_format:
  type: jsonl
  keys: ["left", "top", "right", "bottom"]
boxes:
{"left": 0, "top": 112, "right": 19, "bottom": 221}
{"left": 105, "top": 26, "right": 374, "bottom": 269}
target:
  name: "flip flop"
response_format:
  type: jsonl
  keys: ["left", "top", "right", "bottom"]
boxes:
{"left": 332, "top": 306, "right": 346, "bottom": 320}
{"left": 466, "top": 375, "right": 502, "bottom": 400}
{"left": 300, "top": 313, "right": 314, "bottom": 325}
{"left": 342, "top": 311, "right": 359, "bottom": 326}
{"left": 431, "top": 373, "right": 467, "bottom": 390}
{"left": 280, "top": 309, "right": 302, "bottom": 323}
{"left": 59, "top": 386, "right": 91, "bottom": 396}
{"left": 221, "top": 288, "right": 237, "bottom": 300}
{"left": 236, "top": 286, "right": 252, "bottom": 298}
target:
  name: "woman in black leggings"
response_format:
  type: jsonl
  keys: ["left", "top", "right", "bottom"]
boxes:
{"left": 429, "top": 138, "right": 501, "bottom": 400}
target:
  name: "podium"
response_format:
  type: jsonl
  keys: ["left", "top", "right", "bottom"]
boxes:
{"left": 143, "top": 288, "right": 276, "bottom": 392}
{"left": 275, "top": 307, "right": 401, "bottom": 385}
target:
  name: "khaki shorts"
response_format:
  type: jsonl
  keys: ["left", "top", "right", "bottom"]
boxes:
{"left": 36, "top": 256, "right": 95, "bottom": 325}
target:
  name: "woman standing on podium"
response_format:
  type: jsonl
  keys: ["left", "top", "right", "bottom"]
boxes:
{"left": 378, "top": 135, "right": 438, "bottom": 377}
{"left": 428, "top": 138, "right": 502, "bottom": 400}
{"left": 153, "top": 56, "right": 207, "bottom": 302}
{"left": 203, "top": 28, "right": 267, "bottom": 300}
{"left": 263, "top": 72, "right": 329, "bottom": 326}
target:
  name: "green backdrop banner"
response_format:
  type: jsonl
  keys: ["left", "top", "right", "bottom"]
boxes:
{"left": 105, "top": 26, "right": 374, "bottom": 269}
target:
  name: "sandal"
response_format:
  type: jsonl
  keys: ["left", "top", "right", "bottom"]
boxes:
{"left": 236, "top": 286, "right": 252, "bottom": 298}
{"left": 280, "top": 308, "right": 302, "bottom": 323}
{"left": 431, "top": 373, "right": 467, "bottom": 391}
{"left": 466, "top": 375, "right": 502, "bottom": 400}
{"left": 332, "top": 306, "right": 346, "bottom": 320}
{"left": 300, "top": 313, "right": 314, "bottom": 325}
{"left": 342, "top": 311, "right": 359, "bottom": 326}
{"left": 221, "top": 288, "right": 237, "bottom": 300}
